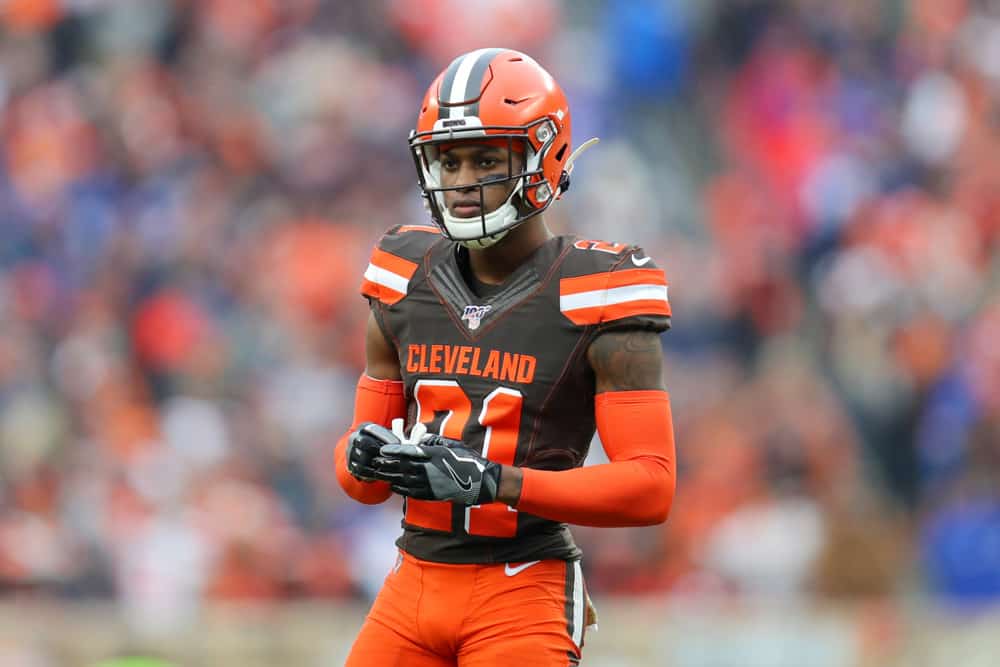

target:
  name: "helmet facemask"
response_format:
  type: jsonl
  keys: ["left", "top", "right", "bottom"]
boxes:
{"left": 409, "top": 117, "right": 560, "bottom": 249}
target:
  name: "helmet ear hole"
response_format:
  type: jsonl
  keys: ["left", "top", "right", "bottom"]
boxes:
{"left": 555, "top": 144, "right": 567, "bottom": 161}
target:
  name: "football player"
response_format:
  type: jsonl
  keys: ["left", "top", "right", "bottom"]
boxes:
{"left": 335, "top": 48, "right": 676, "bottom": 666}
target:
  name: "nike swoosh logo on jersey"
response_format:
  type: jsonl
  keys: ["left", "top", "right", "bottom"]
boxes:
{"left": 631, "top": 254, "right": 652, "bottom": 266}
{"left": 442, "top": 459, "right": 473, "bottom": 491}
{"left": 504, "top": 560, "right": 541, "bottom": 577}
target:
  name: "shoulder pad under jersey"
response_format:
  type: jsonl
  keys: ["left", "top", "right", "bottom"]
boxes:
{"left": 559, "top": 237, "right": 671, "bottom": 331}
{"left": 359, "top": 224, "right": 444, "bottom": 305}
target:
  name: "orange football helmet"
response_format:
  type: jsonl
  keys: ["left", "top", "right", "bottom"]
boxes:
{"left": 409, "top": 48, "right": 593, "bottom": 248}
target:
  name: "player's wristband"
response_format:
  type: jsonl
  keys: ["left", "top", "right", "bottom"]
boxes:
{"left": 334, "top": 375, "right": 406, "bottom": 504}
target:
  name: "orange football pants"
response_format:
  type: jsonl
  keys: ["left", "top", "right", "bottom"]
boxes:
{"left": 345, "top": 550, "right": 588, "bottom": 666}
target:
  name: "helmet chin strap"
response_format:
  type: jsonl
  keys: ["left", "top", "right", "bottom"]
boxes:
{"left": 449, "top": 203, "right": 514, "bottom": 249}
{"left": 459, "top": 230, "right": 509, "bottom": 249}
{"left": 438, "top": 176, "right": 522, "bottom": 247}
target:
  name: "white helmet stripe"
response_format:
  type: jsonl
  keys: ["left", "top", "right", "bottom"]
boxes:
{"left": 440, "top": 48, "right": 501, "bottom": 119}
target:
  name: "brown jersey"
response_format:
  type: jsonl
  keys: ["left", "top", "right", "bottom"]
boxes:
{"left": 360, "top": 224, "right": 671, "bottom": 564}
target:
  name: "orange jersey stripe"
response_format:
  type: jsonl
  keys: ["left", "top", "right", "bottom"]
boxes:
{"left": 360, "top": 278, "right": 406, "bottom": 305}
{"left": 370, "top": 247, "right": 419, "bottom": 279}
{"left": 396, "top": 224, "right": 441, "bottom": 234}
{"left": 561, "top": 298, "right": 671, "bottom": 326}
{"left": 361, "top": 247, "right": 419, "bottom": 305}
{"left": 560, "top": 268, "right": 667, "bottom": 296}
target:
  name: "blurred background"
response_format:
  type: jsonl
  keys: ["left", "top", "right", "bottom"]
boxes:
{"left": 0, "top": 0, "right": 999, "bottom": 665}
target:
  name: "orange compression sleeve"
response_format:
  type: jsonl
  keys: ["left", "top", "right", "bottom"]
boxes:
{"left": 515, "top": 390, "right": 676, "bottom": 527}
{"left": 334, "top": 374, "right": 407, "bottom": 505}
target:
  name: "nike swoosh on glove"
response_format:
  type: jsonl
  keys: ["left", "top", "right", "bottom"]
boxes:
{"left": 375, "top": 434, "right": 501, "bottom": 506}
{"left": 345, "top": 423, "right": 400, "bottom": 482}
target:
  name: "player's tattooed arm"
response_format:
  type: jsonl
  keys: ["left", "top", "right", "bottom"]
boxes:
{"left": 586, "top": 329, "right": 666, "bottom": 392}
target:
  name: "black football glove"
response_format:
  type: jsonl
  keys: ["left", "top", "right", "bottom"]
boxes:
{"left": 345, "top": 423, "right": 400, "bottom": 481}
{"left": 375, "top": 434, "right": 501, "bottom": 506}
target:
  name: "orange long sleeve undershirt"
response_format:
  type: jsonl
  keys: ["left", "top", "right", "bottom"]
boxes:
{"left": 515, "top": 390, "right": 676, "bottom": 527}
{"left": 334, "top": 374, "right": 407, "bottom": 505}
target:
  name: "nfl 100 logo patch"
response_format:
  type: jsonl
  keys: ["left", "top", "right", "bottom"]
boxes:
{"left": 461, "top": 304, "right": 492, "bottom": 330}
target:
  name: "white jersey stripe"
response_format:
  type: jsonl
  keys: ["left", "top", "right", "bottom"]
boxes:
{"left": 572, "top": 560, "right": 585, "bottom": 648}
{"left": 560, "top": 284, "right": 668, "bottom": 313}
{"left": 363, "top": 263, "right": 409, "bottom": 296}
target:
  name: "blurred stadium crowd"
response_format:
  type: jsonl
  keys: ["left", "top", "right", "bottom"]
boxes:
{"left": 1, "top": 0, "right": 999, "bottom": 643}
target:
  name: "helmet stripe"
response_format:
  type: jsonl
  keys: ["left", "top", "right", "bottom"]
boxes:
{"left": 439, "top": 48, "right": 504, "bottom": 120}
{"left": 438, "top": 54, "right": 462, "bottom": 120}
{"left": 460, "top": 48, "right": 504, "bottom": 118}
